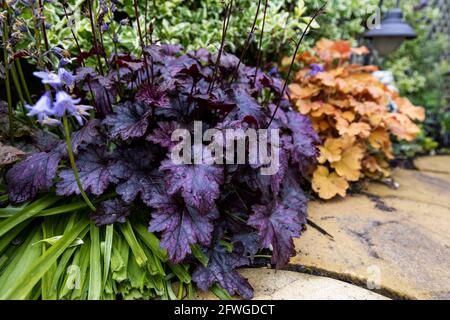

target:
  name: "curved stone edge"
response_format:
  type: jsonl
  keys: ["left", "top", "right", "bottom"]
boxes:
{"left": 194, "top": 268, "right": 390, "bottom": 300}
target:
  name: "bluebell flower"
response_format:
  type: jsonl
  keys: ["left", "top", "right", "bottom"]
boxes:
{"left": 33, "top": 71, "right": 62, "bottom": 89}
{"left": 57, "top": 68, "right": 75, "bottom": 89}
{"left": 306, "top": 64, "right": 324, "bottom": 77}
{"left": 72, "top": 104, "right": 93, "bottom": 125}
{"left": 53, "top": 91, "right": 81, "bottom": 117}
{"left": 33, "top": 68, "right": 75, "bottom": 89}
{"left": 25, "top": 92, "right": 53, "bottom": 123}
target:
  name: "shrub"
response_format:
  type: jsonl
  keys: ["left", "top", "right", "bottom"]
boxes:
{"left": 287, "top": 39, "right": 425, "bottom": 200}
{"left": 3, "top": 43, "right": 319, "bottom": 298}
{"left": 11, "top": 0, "right": 315, "bottom": 66}
{"left": 305, "top": 0, "right": 450, "bottom": 150}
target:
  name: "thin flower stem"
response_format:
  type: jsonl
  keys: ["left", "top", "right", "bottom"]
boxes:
{"left": 230, "top": 0, "right": 262, "bottom": 84}
{"left": 15, "top": 60, "right": 32, "bottom": 104}
{"left": 61, "top": 4, "right": 99, "bottom": 113}
{"left": 144, "top": 0, "right": 149, "bottom": 45}
{"left": 37, "top": 0, "right": 50, "bottom": 52}
{"left": 254, "top": 0, "right": 269, "bottom": 84}
{"left": 2, "top": 11, "right": 14, "bottom": 143}
{"left": 87, "top": 0, "right": 104, "bottom": 76}
{"left": 208, "top": 0, "right": 233, "bottom": 94}
{"left": 62, "top": 115, "right": 96, "bottom": 212}
{"left": 266, "top": 2, "right": 327, "bottom": 128}
{"left": 10, "top": 64, "right": 25, "bottom": 104}
{"left": 133, "top": 0, "right": 152, "bottom": 86}
{"left": 10, "top": 64, "right": 31, "bottom": 122}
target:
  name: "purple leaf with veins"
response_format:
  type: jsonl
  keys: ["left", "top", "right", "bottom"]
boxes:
{"left": 146, "top": 121, "right": 180, "bottom": 150}
{"left": 56, "top": 147, "right": 117, "bottom": 196}
{"left": 90, "top": 199, "right": 131, "bottom": 226}
{"left": 110, "top": 146, "right": 162, "bottom": 205}
{"left": 192, "top": 243, "right": 253, "bottom": 299}
{"left": 248, "top": 173, "right": 308, "bottom": 268}
{"left": 103, "top": 102, "right": 151, "bottom": 140}
{"left": 6, "top": 151, "right": 62, "bottom": 203}
{"left": 148, "top": 188, "right": 219, "bottom": 263}
{"left": 136, "top": 84, "right": 170, "bottom": 108}
{"left": 160, "top": 160, "right": 224, "bottom": 214}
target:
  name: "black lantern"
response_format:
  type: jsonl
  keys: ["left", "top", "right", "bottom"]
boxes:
{"left": 364, "top": 1, "right": 417, "bottom": 56}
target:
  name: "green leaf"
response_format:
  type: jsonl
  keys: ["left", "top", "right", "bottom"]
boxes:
{"left": 210, "top": 283, "right": 233, "bottom": 300}
{"left": 0, "top": 228, "right": 42, "bottom": 297}
{"left": 1, "top": 217, "right": 89, "bottom": 299}
{"left": 119, "top": 221, "right": 147, "bottom": 268}
{"left": 0, "top": 195, "right": 60, "bottom": 237}
{"left": 191, "top": 244, "right": 208, "bottom": 267}
{"left": 134, "top": 223, "right": 167, "bottom": 262}
{"left": 0, "top": 220, "right": 30, "bottom": 255}
{"left": 33, "top": 236, "right": 84, "bottom": 248}
{"left": 88, "top": 222, "right": 102, "bottom": 300}
{"left": 102, "top": 224, "right": 114, "bottom": 289}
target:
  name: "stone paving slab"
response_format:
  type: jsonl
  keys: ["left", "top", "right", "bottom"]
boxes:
{"left": 292, "top": 157, "right": 450, "bottom": 300}
{"left": 366, "top": 168, "right": 450, "bottom": 209}
{"left": 194, "top": 269, "right": 388, "bottom": 300}
{"left": 414, "top": 155, "right": 450, "bottom": 174}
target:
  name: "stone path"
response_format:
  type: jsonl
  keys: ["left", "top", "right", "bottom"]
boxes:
{"left": 195, "top": 269, "right": 388, "bottom": 300}
{"left": 194, "top": 156, "right": 449, "bottom": 300}
{"left": 291, "top": 156, "right": 450, "bottom": 300}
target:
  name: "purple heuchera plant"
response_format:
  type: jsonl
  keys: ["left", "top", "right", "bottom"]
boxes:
{"left": 5, "top": 45, "right": 320, "bottom": 299}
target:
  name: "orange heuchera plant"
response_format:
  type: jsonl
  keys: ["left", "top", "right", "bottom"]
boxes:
{"left": 286, "top": 39, "right": 425, "bottom": 200}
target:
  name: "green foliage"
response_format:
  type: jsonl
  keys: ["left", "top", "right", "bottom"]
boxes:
{"left": 305, "top": 0, "right": 379, "bottom": 42}
{"left": 0, "top": 194, "right": 195, "bottom": 300}
{"left": 33, "top": 0, "right": 315, "bottom": 64}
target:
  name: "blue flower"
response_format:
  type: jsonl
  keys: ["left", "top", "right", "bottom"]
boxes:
{"left": 53, "top": 91, "right": 81, "bottom": 117}
{"left": 33, "top": 71, "right": 62, "bottom": 89}
{"left": 57, "top": 68, "right": 75, "bottom": 88}
{"left": 33, "top": 68, "right": 75, "bottom": 89}
{"left": 25, "top": 92, "right": 53, "bottom": 123}
{"left": 72, "top": 104, "right": 93, "bottom": 125}
{"left": 306, "top": 64, "right": 324, "bottom": 77}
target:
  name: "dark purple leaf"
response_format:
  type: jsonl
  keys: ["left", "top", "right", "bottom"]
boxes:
{"left": 192, "top": 243, "right": 253, "bottom": 299}
{"left": 192, "top": 90, "right": 236, "bottom": 112}
{"left": 148, "top": 188, "right": 219, "bottom": 263}
{"left": 56, "top": 147, "right": 117, "bottom": 196}
{"left": 248, "top": 180, "right": 306, "bottom": 268}
{"left": 110, "top": 145, "right": 162, "bottom": 205}
{"left": 146, "top": 121, "right": 180, "bottom": 150}
{"left": 103, "top": 102, "right": 151, "bottom": 140}
{"left": 160, "top": 160, "right": 224, "bottom": 214}
{"left": 70, "top": 119, "right": 102, "bottom": 154}
{"left": 6, "top": 151, "right": 62, "bottom": 203}
{"left": 228, "top": 88, "right": 265, "bottom": 127}
{"left": 232, "top": 232, "right": 260, "bottom": 256}
{"left": 136, "top": 84, "right": 170, "bottom": 108}
{"left": 90, "top": 199, "right": 131, "bottom": 226}
{"left": 281, "top": 110, "right": 320, "bottom": 174}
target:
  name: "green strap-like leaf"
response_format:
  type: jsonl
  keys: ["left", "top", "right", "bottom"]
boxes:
{"left": 1, "top": 217, "right": 89, "bottom": 300}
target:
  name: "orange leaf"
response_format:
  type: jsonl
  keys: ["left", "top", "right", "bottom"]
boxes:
{"left": 351, "top": 46, "right": 369, "bottom": 56}
{"left": 318, "top": 137, "right": 344, "bottom": 164}
{"left": 312, "top": 166, "right": 349, "bottom": 200}
{"left": 330, "top": 144, "right": 364, "bottom": 181}
{"left": 385, "top": 113, "right": 421, "bottom": 141}
{"left": 395, "top": 97, "right": 425, "bottom": 121}
{"left": 338, "top": 122, "right": 371, "bottom": 138}
{"left": 369, "top": 128, "right": 393, "bottom": 159}
{"left": 363, "top": 155, "right": 390, "bottom": 177}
